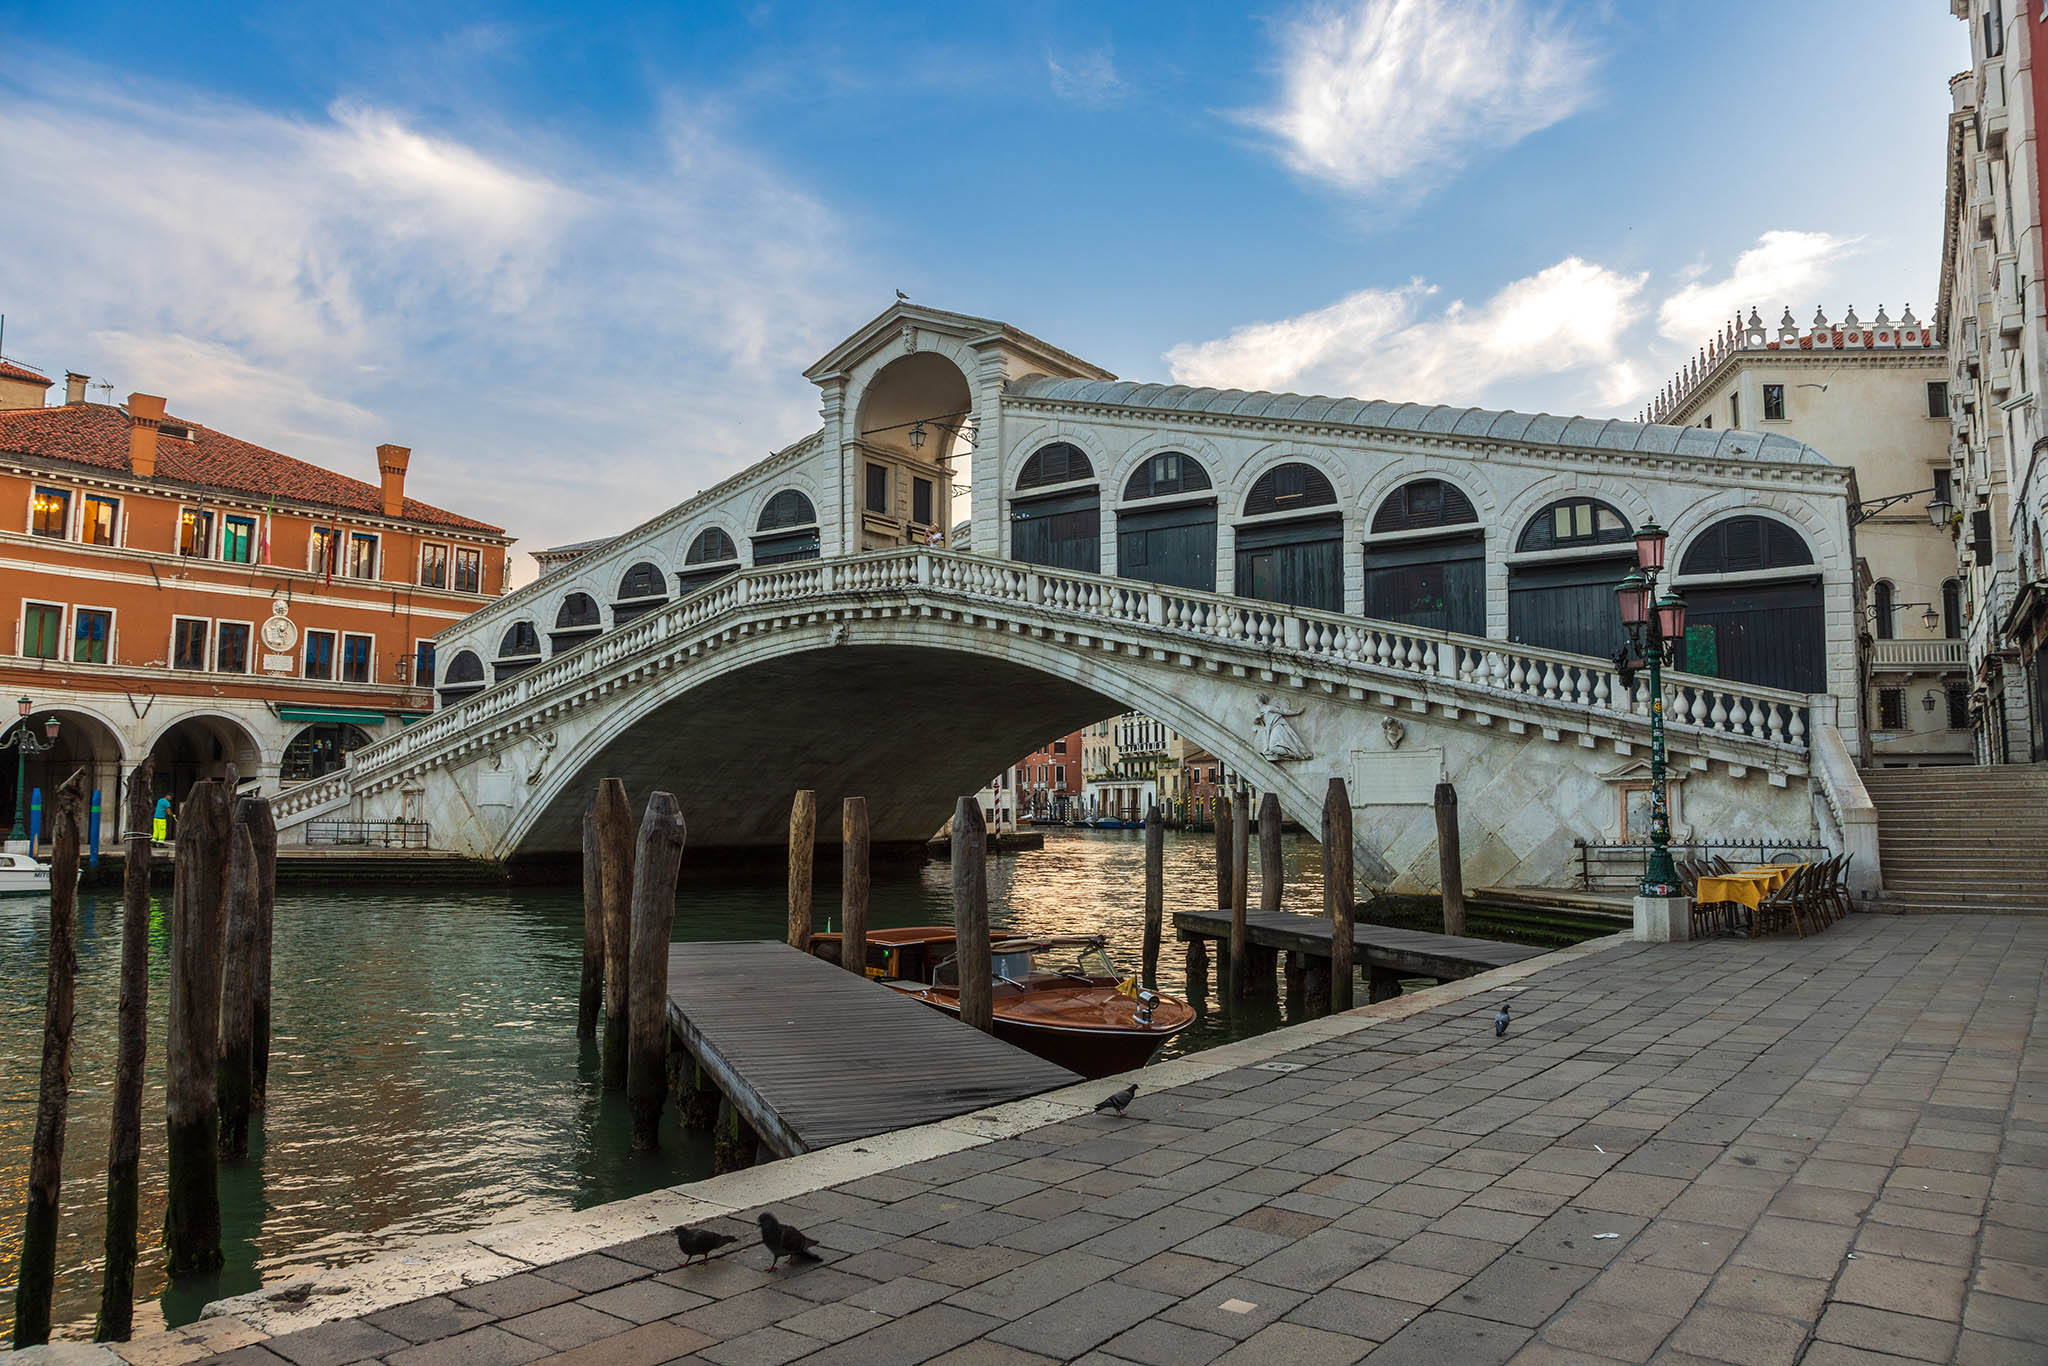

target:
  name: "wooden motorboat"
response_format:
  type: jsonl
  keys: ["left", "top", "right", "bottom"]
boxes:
{"left": 0, "top": 851, "right": 59, "bottom": 897}
{"left": 809, "top": 927, "right": 1193, "bottom": 1078}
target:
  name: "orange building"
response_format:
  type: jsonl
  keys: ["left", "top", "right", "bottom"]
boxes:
{"left": 0, "top": 358, "right": 510, "bottom": 841}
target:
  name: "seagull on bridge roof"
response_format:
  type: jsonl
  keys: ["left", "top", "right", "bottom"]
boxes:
{"left": 896, "top": 289, "right": 909, "bottom": 301}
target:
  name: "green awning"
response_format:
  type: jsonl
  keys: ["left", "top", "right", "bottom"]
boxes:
{"left": 277, "top": 706, "right": 389, "bottom": 725}
{"left": 398, "top": 713, "right": 431, "bottom": 725}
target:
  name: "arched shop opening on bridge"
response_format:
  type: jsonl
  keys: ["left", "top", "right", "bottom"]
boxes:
{"left": 1362, "top": 478, "right": 1484, "bottom": 634}
{"left": 494, "top": 621, "right": 542, "bottom": 681}
{"left": 1236, "top": 462, "right": 1342, "bottom": 612}
{"left": 1011, "top": 443, "right": 1100, "bottom": 572}
{"left": 280, "top": 718, "right": 377, "bottom": 783}
{"left": 148, "top": 713, "right": 262, "bottom": 812}
{"left": 439, "top": 649, "right": 486, "bottom": 706}
{"left": 1116, "top": 451, "right": 1216, "bottom": 592}
{"left": 753, "top": 491, "right": 821, "bottom": 566}
{"left": 1508, "top": 497, "right": 1638, "bottom": 659}
{"left": 613, "top": 561, "right": 669, "bottom": 626}
{"left": 677, "top": 527, "right": 740, "bottom": 594}
{"left": 551, "top": 592, "right": 602, "bottom": 654}
{"left": 1, "top": 707, "right": 125, "bottom": 839}
{"left": 1673, "top": 514, "right": 1825, "bottom": 693}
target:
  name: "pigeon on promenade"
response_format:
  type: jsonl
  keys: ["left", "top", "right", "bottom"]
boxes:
{"left": 757, "top": 1212, "right": 822, "bottom": 1268}
{"left": 1494, "top": 1002, "right": 1511, "bottom": 1038}
{"left": 673, "top": 1226, "right": 737, "bottom": 1266}
{"left": 1095, "top": 1083, "right": 1138, "bottom": 1115}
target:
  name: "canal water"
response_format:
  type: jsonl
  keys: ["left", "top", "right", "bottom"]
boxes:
{"left": 0, "top": 827, "right": 1337, "bottom": 1340}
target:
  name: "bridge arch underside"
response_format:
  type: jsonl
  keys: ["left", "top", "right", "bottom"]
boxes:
{"left": 511, "top": 644, "right": 1130, "bottom": 859}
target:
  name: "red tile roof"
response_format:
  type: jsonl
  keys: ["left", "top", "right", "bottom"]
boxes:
{"left": 0, "top": 402, "right": 504, "bottom": 534}
{"left": 0, "top": 359, "right": 53, "bottom": 387}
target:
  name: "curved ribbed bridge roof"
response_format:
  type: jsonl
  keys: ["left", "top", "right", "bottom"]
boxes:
{"left": 1004, "top": 376, "right": 1829, "bottom": 466}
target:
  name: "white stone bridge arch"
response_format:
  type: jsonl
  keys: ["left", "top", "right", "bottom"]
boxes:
{"left": 276, "top": 551, "right": 1822, "bottom": 892}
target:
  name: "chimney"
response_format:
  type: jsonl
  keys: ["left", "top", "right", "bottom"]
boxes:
{"left": 65, "top": 372, "right": 88, "bottom": 405}
{"left": 377, "top": 443, "right": 411, "bottom": 517}
{"left": 128, "top": 392, "right": 166, "bottom": 478}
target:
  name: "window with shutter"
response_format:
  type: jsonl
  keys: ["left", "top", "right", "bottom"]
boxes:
{"left": 1243, "top": 463, "right": 1337, "bottom": 516}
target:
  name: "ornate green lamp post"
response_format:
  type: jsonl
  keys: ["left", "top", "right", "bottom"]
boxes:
{"left": 4, "top": 697, "right": 62, "bottom": 846}
{"left": 1615, "top": 521, "right": 1687, "bottom": 897}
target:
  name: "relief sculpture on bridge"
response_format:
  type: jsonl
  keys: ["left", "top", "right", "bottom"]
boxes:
{"left": 1254, "top": 694, "right": 1312, "bottom": 762}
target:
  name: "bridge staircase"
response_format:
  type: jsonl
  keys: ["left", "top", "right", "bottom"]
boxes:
{"left": 1861, "top": 763, "right": 2048, "bottom": 914}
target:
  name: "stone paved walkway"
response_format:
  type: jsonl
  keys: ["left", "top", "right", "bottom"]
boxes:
{"left": 197, "top": 915, "right": 2046, "bottom": 1365}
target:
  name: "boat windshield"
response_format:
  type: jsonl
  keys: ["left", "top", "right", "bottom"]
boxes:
{"left": 931, "top": 939, "right": 1122, "bottom": 987}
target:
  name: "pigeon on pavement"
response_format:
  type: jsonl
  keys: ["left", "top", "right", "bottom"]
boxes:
{"left": 673, "top": 1226, "right": 737, "bottom": 1266}
{"left": 757, "top": 1212, "right": 822, "bottom": 1268}
{"left": 1494, "top": 1002, "right": 1512, "bottom": 1038}
{"left": 1094, "top": 1083, "right": 1138, "bottom": 1115}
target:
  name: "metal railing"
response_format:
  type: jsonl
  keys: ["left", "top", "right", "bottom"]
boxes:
{"left": 304, "top": 819, "right": 430, "bottom": 850}
{"left": 1574, "top": 838, "right": 1829, "bottom": 893}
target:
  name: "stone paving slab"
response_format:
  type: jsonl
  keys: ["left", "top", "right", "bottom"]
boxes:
{"left": 26, "top": 914, "right": 2048, "bottom": 1365}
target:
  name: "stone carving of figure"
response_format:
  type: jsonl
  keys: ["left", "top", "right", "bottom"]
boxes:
{"left": 1380, "top": 716, "right": 1406, "bottom": 750}
{"left": 525, "top": 730, "right": 558, "bottom": 786}
{"left": 1254, "top": 694, "right": 1312, "bottom": 762}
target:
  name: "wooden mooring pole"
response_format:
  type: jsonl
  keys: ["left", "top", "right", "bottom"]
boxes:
{"left": 1213, "top": 794, "right": 1233, "bottom": 917}
{"left": 217, "top": 805, "right": 259, "bottom": 1159}
{"left": 787, "top": 789, "right": 816, "bottom": 952}
{"left": 1258, "top": 792, "right": 1283, "bottom": 913}
{"left": 951, "top": 798, "right": 992, "bottom": 1034}
{"left": 578, "top": 803, "right": 603, "bottom": 1040}
{"left": 1435, "top": 780, "right": 1466, "bottom": 938}
{"left": 1142, "top": 799, "right": 1163, "bottom": 988}
{"left": 1324, "top": 778, "right": 1355, "bottom": 1013}
{"left": 628, "top": 792, "right": 686, "bottom": 1151}
{"left": 841, "top": 797, "right": 869, "bottom": 977}
{"left": 12, "top": 772, "right": 85, "bottom": 1347}
{"left": 165, "top": 775, "right": 232, "bottom": 1277}
{"left": 247, "top": 798, "right": 277, "bottom": 1111}
{"left": 1230, "top": 789, "right": 1251, "bottom": 995}
{"left": 96, "top": 759, "right": 154, "bottom": 1343}
{"left": 596, "top": 778, "right": 634, "bottom": 1091}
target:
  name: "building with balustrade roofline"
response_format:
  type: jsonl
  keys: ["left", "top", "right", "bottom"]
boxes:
{"left": 1645, "top": 303, "right": 1965, "bottom": 766}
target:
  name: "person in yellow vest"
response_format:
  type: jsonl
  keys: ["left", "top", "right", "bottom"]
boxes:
{"left": 152, "top": 794, "right": 171, "bottom": 844}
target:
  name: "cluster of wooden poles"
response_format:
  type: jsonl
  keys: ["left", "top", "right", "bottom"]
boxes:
{"left": 1197, "top": 776, "right": 1466, "bottom": 1010}
{"left": 12, "top": 759, "right": 280, "bottom": 1349}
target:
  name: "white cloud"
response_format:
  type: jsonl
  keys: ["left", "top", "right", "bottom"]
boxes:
{"left": 1048, "top": 48, "right": 1126, "bottom": 106}
{"left": 1239, "top": 0, "right": 1598, "bottom": 195}
{"left": 0, "top": 68, "right": 863, "bottom": 578}
{"left": 1656, "top": 230, "right": 1863, "bottom": 344}
{"left": 1165, "top": 257, "right": 1647, "bottom": 408}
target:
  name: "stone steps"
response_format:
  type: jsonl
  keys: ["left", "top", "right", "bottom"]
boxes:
{"left": 1860, "top": 763, "right": 2048, "bottom": 915}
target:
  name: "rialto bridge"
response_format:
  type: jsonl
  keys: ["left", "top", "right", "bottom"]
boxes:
{"left": 272, "top": 303, "right": 1878, "bottom": 894}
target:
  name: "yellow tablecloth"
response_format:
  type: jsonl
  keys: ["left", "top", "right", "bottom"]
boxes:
{"left": 1695, "top": 864, "right": 1806, "bottom": 909}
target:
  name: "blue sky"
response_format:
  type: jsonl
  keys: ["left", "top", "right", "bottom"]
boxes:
{"left": 0, "top": 0, "right": 1958, "bottom": 575}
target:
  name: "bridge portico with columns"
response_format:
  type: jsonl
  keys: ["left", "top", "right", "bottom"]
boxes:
{"left": 275, "top": 303, "right": 1871, "bottom": 895}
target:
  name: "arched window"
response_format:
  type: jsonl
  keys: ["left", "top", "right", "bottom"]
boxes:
{"left": 757, "top": 490, "right": 816, "bottom": 532}
{"left": 678, "top": 526, "right": 741, "bottom": 593}
{"left": 1942, "top": 578, "right": 1962, "bottom": 638}
{"left": 613, "top": 561, "right": 669, "bottom": 626}
{"left": 1506, "top": 498, "right": 1636, "bottom": 657}
{"left": 753, "top": 492, "right": 820, "bottom": 566}
{"left": 1515, "top": 498, "right": 1632, "bottom": 553}
{"left": 438, "top": 649, "right": 485, "bottom": 706}
{"left": 1370, "top": 479, "right": 1477, "bottom": 534}
{"left": 1364, "top": 480, "right": 1483, "bottom": 635}
{"left": 1118, "top": 453, "right": 1215, "bottom": 590}
{"left": 1677, "top": 516, "right": 1815, "bottom": 575}
{"left": 1012, "top": 446, "right": 1100, "bottom": 572}
{"left": 1237, "top": 464, "right": 1342, "bottom": 612}
{"left": 1872, "top": 580, "right": 1896, "bottom": 640}
{"left": 550, "top": 591, "right": 602, "bottom": 654}
{"left": 1673, "top": 515, "right": 1824, "bottom": 692}
{"left": 1123, "top": 452, "right": 1211, "bottom": 501}
{"left": 494, "top": 621, "right": 541, "bottom": 681}
{"left": 1017, "top": 442, "right": 1093, "bottom": 490}
{"left": 1243, "top": 462, "right": 1337, "bottom": 517}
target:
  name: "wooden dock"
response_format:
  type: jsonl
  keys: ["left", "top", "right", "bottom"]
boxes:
{"left": 1173, "top": 908, "right": 1545, "bottom": 982}
{"left": 665, "top": 941, "right": 1080, "bottom": 1158}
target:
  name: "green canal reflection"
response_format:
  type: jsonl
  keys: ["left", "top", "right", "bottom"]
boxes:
{"left": 0, "top": 828, "right": 1343, "bottom": 1340}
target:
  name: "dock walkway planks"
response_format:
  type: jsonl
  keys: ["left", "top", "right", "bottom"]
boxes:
{"left": 1173, "top": 908, "right": 1546, "bottom": 981}
{"left": 665, "top": 940, "right": 1081, "bottom": 1158}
